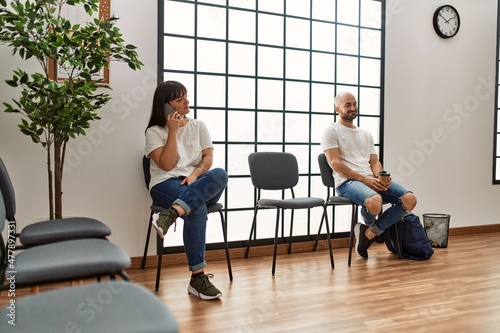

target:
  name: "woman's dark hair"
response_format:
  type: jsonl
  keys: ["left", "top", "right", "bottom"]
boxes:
{"left": 146, "top": 80, "right": 187, "bottom": 129}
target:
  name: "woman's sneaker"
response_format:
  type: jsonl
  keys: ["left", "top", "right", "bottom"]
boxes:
{"left": 188, "top": 273, "right": 222, "bottom": 300}
{"left": 151, "top": 207, "right": 178, "bottom": 239}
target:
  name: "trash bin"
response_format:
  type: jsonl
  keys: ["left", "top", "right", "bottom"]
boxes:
{"left": 423, "top": 213, "right": 451, "bottom": 248}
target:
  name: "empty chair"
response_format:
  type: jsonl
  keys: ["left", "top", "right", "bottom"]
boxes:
{"left": 245, "top": 151, "right": 333, "bottom": 275}
{"left": 0, "top": 281, "right": 179, "bottom": 333}
{"left": 0, "top": 157, "right": 111, "bottom": 249}
{"left": 141, "top": 156, "right": 233, "bottom": 291}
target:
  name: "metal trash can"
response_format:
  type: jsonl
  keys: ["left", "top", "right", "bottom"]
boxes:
{"left": 423, "top": 213, "right": 451, "bottom": 248}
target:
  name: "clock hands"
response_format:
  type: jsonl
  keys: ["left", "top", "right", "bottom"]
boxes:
{"left": 439, "top": 12, "right": 454, "bottom": 24}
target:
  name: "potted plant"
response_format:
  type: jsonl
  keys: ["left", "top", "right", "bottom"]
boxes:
{"left": 0, "top": 0, "right": 143, "bottom": 219}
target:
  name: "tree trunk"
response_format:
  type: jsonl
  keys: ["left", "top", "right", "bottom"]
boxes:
{"left": 54, "top": 141, "right": 64, "bottom": 219}
{"left": 47, "top": 146, "right": 54, "bottom": 220}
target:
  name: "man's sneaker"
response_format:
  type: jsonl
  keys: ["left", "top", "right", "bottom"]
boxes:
{"left": 151, "top": 207, "right": 177, "bottom": 239}
{"left": 188, "top": 273, "right": 222, "bottom": 300}
{"left": 354, "top": 223, "right": 372, "bottom": 259}
{"left": 374, "top": 233, "right": 385, "bottom": 244}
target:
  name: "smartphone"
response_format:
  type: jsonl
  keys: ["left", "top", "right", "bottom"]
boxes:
{"left": 164, "top": 103, "right": 175, "bottom": 119}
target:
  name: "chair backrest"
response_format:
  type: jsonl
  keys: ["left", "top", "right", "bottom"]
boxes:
{"left": 248, "top": 152, "right": 299, "bottom": 190}
{"left": 0, "top": 158, "right": 16, "bottom": 221}
{"left": 0, "top": 190, "right": 6, "bottom": 232}
{"left": 318, "top": 153, "right": 335, "bottom": 189}
{"left": 142, "top": 156, "right": 151, "bottom": 190}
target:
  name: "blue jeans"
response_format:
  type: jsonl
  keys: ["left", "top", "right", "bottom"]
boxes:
{"left": 337, "top": 180, "right": 411, "bottom": 236}
{"left": 150, "top": 168, "right": 228, "bottom": 271}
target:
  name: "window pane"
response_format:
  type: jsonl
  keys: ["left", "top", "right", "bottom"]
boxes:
{"left": 286, "top": 0, "right": 311, "bottom": 18}
{"left": 359, "top": 87, "right": 380, "bottom": 116}
{"left": 312, "top": 0, "right": 336, "bottom": 21}
{"left": 257, "top": 112, "right": 283, "bottom": 142}
{"left": 227, "top": 144, "right": 254, "bottom": 176}
{"left": 164, "top": 37, "right": 194, "bottom": 71}
{"left": 285, "top": 49, "right": 310, "bottom": 80}
{"left": 360, "top": 28, "right": 381, "bottom": 58}
{"left": 198, "top": 4, "right": 226, "bottom": 39}
{"left": 164, "top": 1, "right": 194, "bottom": 36}
{"left": 285, "top": 81, "right": 310, "bottom": 111}
{"left": 228, "top": 111, "right": 255, "bottom": 141}
{"left": 228, "top": 77, "right": 255, "bottom": 109}
{"left": 228, "top": 43, "right": 256, "bottom": 76}
{"left": 337, "top": 0, "right": 359, "bottom": 25}
{"left": 312, "top": 21, "right": 336, "bottom": 52}
{"left": 359, "top": 116, "right": 380, "bottom": 145}
{"left": 286, "top": 17, "right": 310, "bottom": 49}
{"left": 197, "top": 40, "right": 226, "bottom": 73}
{"left": 196, "top": 109, "right": 226, "bottom": 142}
{"left": 360, "top": 58, "right": 380, "bottom": 86}
{"left": 361, "top": 0, "right": 382, "bottom": 29}
{"left": 312, "top": 114, "right": 335, "bottom": 143}
{"left": 229, "top": 9, "right": 256, "bottom": 42}
{"left": 311, "top": 83, "right": 336, "bottom": 113}
{"left": 312, "top": 52, "right": 335, "bottom": 82}
{"left": 258, "top": 0, "right": 284, "bottom": 14}
{"left": 257, "top": 79, "right": 283, "bottom": 110}
{"left": 258, "top": 46, "right": 283, "bottom": 78}
{"left": 285, "top": 113, "right": 310, "bottom": 143}
{"left": 337, "top": 55, "right": 359, "bottom": 85}
{"left": 337, "top": 25, "right": 359, "bottom": 55}
{"left": 229, "top": 0, "right": 255, "bottom": 10}
{"left": 258, "top": 13, "right": 284, "bottom": 46}
{"left": 196, "top": 75, "right": 226, "bottom": 107}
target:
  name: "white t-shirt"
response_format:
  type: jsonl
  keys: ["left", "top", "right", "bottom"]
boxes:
{"left": 321, "top": 122, "right": 377, "bottom": 188}
{"left": 145, "top": 119, "right": 213, "bottom": 189}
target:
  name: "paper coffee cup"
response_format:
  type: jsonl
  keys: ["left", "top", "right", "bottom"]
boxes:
{"left": 378, "top": 171, "right": 390, "bottom": 184}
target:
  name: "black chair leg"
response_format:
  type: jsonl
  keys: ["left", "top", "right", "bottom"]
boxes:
{"left": 271, "top": 209, "right": 281, "bottom": 276}
{"left": 219, "top": 210, "right": 233, "bottom": 281}
{"left": 348, "top": 204, "right": 358, "bottom": 267}
{"left": 313, "top": 209, "right": 326, "bottom": 251}
{"left": 142, "top": 210, "right": 154, "bottom": 269}
{"left": 288, "top": 209, "right": 293, "bottom": 254}
{"left": 245, "top": 208, "right": 259, "bottom": 258}
{"left": 323, "top": 206, "right": 334, "bottom": 269}
{"left": 155, "top": 234, "right": 163, "bottom": 291}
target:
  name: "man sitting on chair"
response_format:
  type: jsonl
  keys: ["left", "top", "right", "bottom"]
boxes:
{"left": 321, "top": 91, "right": 417, "bottom": 259}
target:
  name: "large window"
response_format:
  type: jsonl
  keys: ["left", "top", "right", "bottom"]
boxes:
{"left": 495, "top": 1, "right": 500, "bottom": 183}
{"left": 158, "top": 0, "right": 385, "bottom": 248}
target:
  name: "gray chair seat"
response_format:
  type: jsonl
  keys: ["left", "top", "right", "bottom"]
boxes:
{"left": 12, "top": 238, "right": 131, "bottom": 286}
{"left": 19, "top": 217, "right": 111, "bottom": 246}
{"left": 258, "top": 197, "right": 324, "bottom": 209}
{"left": 0, "top": 281, "right": 179, "bottom": 333}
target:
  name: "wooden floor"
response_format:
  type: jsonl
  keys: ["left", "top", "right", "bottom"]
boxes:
{"left": 2, "top": 232, "right": 500, "bottom": 332}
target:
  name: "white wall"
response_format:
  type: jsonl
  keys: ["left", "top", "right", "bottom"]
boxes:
{"left": 0, "top": 0, "right": 498, "bottom": 257}
{"left": 384, "top": 0, "right": 500, "bottom": 227}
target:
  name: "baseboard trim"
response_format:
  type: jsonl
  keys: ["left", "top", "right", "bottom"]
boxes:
{"left": 130, "top": 223, "right": 500, "bottom": 269}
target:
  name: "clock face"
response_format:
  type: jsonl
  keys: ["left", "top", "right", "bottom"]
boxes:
{"left": 433, "top": 5, "right": 460, "bottom": 38}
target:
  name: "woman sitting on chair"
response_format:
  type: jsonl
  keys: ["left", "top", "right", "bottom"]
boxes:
{"left": 145, "top": 80, "right": 228, "bottom": 300}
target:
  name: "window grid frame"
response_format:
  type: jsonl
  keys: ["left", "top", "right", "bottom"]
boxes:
{"left": 157, "top": 0, "right": 386, "bottom": 251}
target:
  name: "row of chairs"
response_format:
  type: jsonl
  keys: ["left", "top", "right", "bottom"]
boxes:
{"left": 141, "top": 152, "right": 366, "bottom": 289}
{"left": 0, "top": 157, "right": 178, "bottom": 332}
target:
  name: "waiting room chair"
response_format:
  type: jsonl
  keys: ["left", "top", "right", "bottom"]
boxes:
{"left": 0, "top": 157, "right": 111, "bottom": 250}
{"left": 314, "top": 153, "right": 360, "bottom": 266}
{"left": 245, "top": 151, "right": 333, "bottom": 275}
{"left": 0, "top": 281, "right": 179, "bottom": 333}
{"left": 0, "top": 190, "right": 131, "bottom": 292}
{"left": 141, "top": 156, "right": 233, "bottom": 291}
{"left": 315, "top": 153, "right": 402, "bottom": 264}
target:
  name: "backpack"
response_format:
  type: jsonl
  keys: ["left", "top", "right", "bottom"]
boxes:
{"left": 384, "top": 213, "right": 434, "bottom": 260}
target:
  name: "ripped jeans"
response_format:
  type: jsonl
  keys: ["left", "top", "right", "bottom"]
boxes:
{"left": 337, "top": 179, "right": 411, "bottom": 236}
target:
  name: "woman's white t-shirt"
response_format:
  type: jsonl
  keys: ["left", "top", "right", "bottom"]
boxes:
{"left": 145, "top": 119, "right": 213, "bottom": 189}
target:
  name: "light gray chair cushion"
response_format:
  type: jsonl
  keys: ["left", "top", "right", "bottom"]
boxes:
{"left": 19, "top": 217, "right": 111, "bottom": 246}
{"left": 0, "top": 281, "right": 179, "bottom": 333}
{"left": 13, "top": 238, "right": 131, "bottom": 285}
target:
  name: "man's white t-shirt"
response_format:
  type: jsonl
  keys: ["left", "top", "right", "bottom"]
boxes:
{"left": 145, "top": 119, "right": 213, "bottom": 189}
{"left": 321, "top": 122, "right": 377, "bottom": 188}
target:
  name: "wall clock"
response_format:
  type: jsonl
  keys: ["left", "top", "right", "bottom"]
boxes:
{"left": 433, "top": 5, "right": 460, "bottom": 38}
